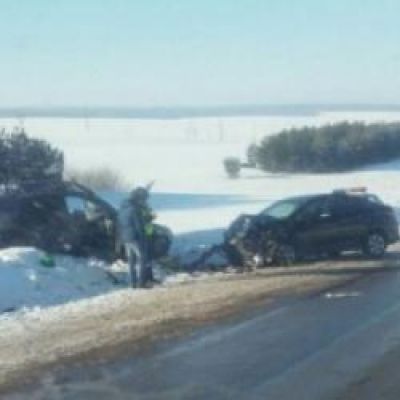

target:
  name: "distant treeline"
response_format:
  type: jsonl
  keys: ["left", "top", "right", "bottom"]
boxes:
{"left": 255, "top": 122, "right": 400, "bottom": 172}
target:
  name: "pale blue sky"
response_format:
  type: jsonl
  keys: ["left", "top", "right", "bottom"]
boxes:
{"left": 1, "top": 0, "right": 399, "bottom": 107}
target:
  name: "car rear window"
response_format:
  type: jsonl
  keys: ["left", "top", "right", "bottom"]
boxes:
{"left": 364, "top": 194, "right": 383, "bottom": 205}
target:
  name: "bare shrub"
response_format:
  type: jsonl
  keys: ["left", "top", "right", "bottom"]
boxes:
{"left": 223, "top": 157, "right": 241, "bottom": 178}
{"left": 65, "top": 166, "right": 126, "bottom": 191}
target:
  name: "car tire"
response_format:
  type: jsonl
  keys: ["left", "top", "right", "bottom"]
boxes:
{"left": 363, "top": 232, "right": 386, "bottom": 259}
{"left": 273, "top": 243, "right": 296, "bottom": 266}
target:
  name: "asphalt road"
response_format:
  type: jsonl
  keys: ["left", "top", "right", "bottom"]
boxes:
{"left": 6, "top": 267, "right": 400, "bottom": 400}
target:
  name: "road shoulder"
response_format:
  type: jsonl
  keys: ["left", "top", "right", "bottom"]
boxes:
{"left": 0, "top": 257, "right": 395, "bottom": 394}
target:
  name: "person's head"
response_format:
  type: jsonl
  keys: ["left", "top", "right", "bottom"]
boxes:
{"left": 129, "top": 187, "right": 149, "bottom": 205}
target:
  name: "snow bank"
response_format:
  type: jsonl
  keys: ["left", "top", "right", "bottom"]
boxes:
{"left": 0, "top": 248, "right": 127, "bottom": 314}
{"left": 0, "top": 246, "right": 226, "bottom": 316}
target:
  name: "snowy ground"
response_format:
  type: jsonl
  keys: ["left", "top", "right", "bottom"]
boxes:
{"left": 0, "top": 247, "right": 229, "bottom": 316}
{"left": 1, "top": 111, "right": 400, "bottom": 315}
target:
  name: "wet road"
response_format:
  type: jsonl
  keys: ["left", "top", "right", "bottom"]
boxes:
{"left": 6, "top": 268, "right": 400, "bottom": 400}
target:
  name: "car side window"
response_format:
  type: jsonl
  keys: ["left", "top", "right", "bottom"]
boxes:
{"left": 331, "top": 196, "right": 363, "bottom": 218}
{"left": 65, "top": 196, "right": 87, "bottom": 215}
{"left": 65, "top": 196, "right": 107, "bottom": 222}
{"left": 298, "top": 197, "right": 331, "bottom": 220}
{"left": 331, "top": 196, "right": 346, "bottom": 218}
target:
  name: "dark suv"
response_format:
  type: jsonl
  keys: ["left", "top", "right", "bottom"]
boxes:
{"left": 225, "top": 189, "right": 399, "bottom": 266}
{"left": 0, "top": 180, "right": 172, "bottom": 261}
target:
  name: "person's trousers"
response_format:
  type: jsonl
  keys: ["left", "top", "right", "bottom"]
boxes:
{"left": 125, "top": 241, "right": 148, "bottom": 288}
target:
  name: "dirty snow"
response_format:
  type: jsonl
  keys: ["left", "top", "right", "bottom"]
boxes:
{"left": 0, "top": 111, "right": 400, "bottom": 315}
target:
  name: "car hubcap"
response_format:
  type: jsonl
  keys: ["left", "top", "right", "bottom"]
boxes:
{"left": 368, "top": 234, "right": 385, "bottom": 256}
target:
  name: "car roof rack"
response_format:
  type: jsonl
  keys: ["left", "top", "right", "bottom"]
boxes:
{"left": 332, "top": 187, "right": 368, "bottom": 195}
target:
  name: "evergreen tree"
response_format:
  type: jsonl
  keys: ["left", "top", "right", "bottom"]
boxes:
{"left": 0, "top": 128, "right": 64, "bottom": 185}
{"left": 255, "top": 122, "right": 400, "bottom": 173}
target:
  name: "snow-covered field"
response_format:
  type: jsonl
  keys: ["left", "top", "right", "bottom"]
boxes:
{"left": 1, "top": 111, "right": 400, "bottom": 315}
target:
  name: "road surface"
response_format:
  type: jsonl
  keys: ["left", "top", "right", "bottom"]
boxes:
{"left": 5, "top": 267, "right": 400, "bottom": 399}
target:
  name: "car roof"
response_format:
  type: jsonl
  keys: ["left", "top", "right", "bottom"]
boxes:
{"left": 283, "top": 191, "right": 380, "bottom": 201}
{"left": 277, "top": 194, "right": 326, "bottom": 203}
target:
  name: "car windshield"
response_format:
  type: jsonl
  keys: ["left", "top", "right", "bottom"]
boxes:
{"left": 261, "top": 197, "right": 311, "bottom": 219}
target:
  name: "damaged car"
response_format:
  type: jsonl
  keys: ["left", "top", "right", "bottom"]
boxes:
{"left": 0, "top": 180, "right": 172, "bottom": 261}
{"left": 224, "top": 188, "right": 399, "bottom": 267}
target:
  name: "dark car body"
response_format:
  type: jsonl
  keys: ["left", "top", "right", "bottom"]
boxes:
{"left": 0, "top": 180, "right": 172, "bottom": 260}
{"left": 225, "top": 190, "right": 399, "bottom": 264}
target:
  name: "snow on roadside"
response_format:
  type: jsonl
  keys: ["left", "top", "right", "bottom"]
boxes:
{"left": 0, "top": 248, "right": 127, "bottom": 315}
{"left": 0, "top": 246, "right": 230, "bottom": 317}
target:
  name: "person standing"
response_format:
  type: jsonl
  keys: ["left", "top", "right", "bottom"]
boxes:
{"left": 118, "top": 187, "right": 154, "bottom": 288}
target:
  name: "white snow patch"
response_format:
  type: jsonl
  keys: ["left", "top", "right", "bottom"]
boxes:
{"left": 0, "top": 248, "right": 127, "bottom": 315}
{"left": 0, "top": 247, "right": 219, "bottom": 317}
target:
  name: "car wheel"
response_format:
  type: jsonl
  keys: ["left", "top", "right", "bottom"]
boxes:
{"left": 151, "top": 235, "right": 171, "bottom": 260}
{"left": 363, "top": 232, "right": 386, "bottom": 258}
{"left": 273, "top": 243, "right": 296, "bottom": 266}
{"left": 224, "top": 243, "right": 245, "bottom": 267}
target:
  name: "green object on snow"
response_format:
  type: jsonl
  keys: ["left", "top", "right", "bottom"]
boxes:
{"left": 40, "top": 253, "right": 56, "bottom": 268}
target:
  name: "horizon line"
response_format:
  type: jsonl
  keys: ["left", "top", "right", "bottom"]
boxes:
{"left": 1, "top": 103, "right": 400, "bottom": 119}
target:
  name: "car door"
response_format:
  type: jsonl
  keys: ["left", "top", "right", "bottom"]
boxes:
{"left": 292, "top": 196, "right": 337, "bottom": 254}
{"left": 328, "top": 195, "right": 368, "bottom": 249}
